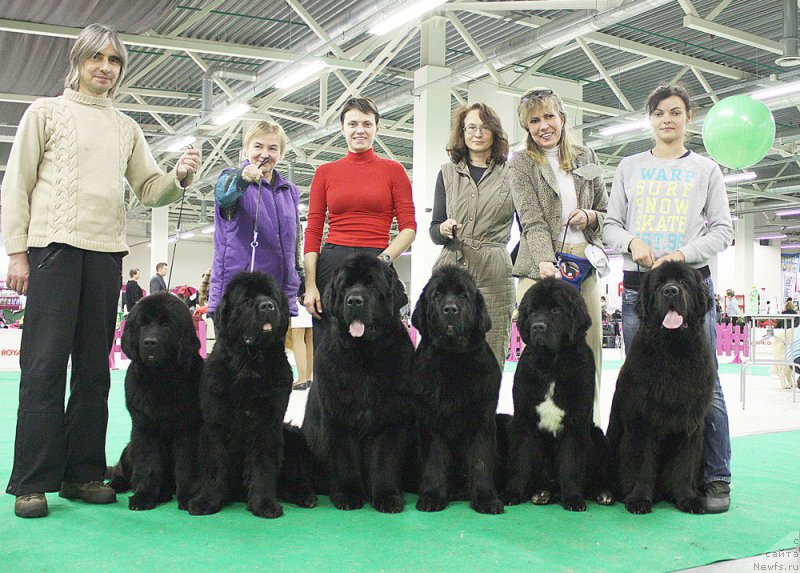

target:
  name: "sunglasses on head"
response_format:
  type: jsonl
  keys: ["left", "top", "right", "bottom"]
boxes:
{"left": 520, "top": 89, "right": 554, "bottom": 103}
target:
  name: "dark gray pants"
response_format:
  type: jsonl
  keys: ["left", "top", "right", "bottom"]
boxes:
{"left": 6, "top": 244, "right": 122, "bottom": 496}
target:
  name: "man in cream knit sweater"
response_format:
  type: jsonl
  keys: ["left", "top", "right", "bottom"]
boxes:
{"left": 0, "top": 24, "right": 201, "bottom": 518}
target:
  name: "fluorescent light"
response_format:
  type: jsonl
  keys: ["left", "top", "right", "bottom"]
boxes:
{"left": 781, "top": 244, "right": 800, "bottom": 249}
{"left": 165, "top": 135, "right": 196, "bottom": 152}
{"left": 776, "top": 208, "right": 800, "bottom": 217}
{"left": 723, "top": 171, "right": 757, "bottom": 184}
{"left": 211, "top": 102, "right": 251, "bottom": 126}
{"left": 731, "top": 215, "right": 738, "bottom": 222}
{"left": 598, "top": 119, "right": 649, "bottom": 137}
{"left": 201, "top": 226, "right": 215, "bottom": 234}
{"left": 368, "top": 0, "right": 447, "bottom": 36}
{"left": 180, "top": 232, "right": 194, "bottom": 240}
{"left": 751, "top": 80, "right": 800, "bottom": 101}
{"left": 274, "top": 60, "right": 327, "bottom": 90}
{"left": 756, "top": 234, "right": 786, "bottom": 241}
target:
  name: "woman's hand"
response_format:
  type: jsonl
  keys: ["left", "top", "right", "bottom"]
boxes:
{"left": 304, "top": 285, "right": 323, "bottom": 319}
{"left": 439, "top": 218, "right": 459, "bottom": 240}
{"left": 629, "top": 237, "right": 657, "bottom": 268}
{"left": 6, "top": 252, "right": 29, "bottom": 295}
{"left": 566, "top": 208, "right": 592, "bottom": 231}
{"left": 652, "top": 250, "right": 685, "bottom": 268}
{"left": 176, "top": 148, "right": 202, "bottom": 185}
{"left": 539, "top": 261, "right": 561, "bottom": 279}
{"left": 241, "top": 164, "right": 262, "bottom": 183}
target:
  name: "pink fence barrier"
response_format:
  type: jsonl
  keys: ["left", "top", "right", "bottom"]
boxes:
{"left": 715, "top": 323, "right": 749, "bottom": 363}
{"left": 109, "top": 318, "right": 208, "bottom": 369}
{"left": 508, "top": 321, "right": 524, "bottom": 362}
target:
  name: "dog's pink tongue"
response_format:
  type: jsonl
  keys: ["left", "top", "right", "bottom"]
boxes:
{"left": 262, "top": 323, "right": 273, "bottom": 332}
{"left": 662, "top": 311, "right": 684, "bottom": 329}
{"left": 349, "top": 320, "right": 365, "bottom": 338}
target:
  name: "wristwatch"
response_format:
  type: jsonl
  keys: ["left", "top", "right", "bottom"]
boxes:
{"left": 380, "top": 253, "right": 392, "bottom": 265}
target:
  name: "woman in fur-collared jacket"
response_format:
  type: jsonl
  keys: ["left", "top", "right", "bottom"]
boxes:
{"left": 509, "top": 87, "right": 608, "bottom": 425}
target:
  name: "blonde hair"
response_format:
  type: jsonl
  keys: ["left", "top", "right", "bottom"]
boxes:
{"left": 243, "top": 120, "right": 288, "bottom": 159}
{"left": 64, "top": 23, "right": 128, "bottom": 98}
{"left": 517, "top": 88, "right": 578, "bottom": 173}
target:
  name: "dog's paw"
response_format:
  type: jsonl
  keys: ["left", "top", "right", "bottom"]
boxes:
{"left": 107, "top": 477, "right": 130, "bottom": 494}
{"left": 281, "top": 485, "right": 318, "bottom": 508}
{"left": 624, "top": 497, "right": 652, "bottom": 514}
{"left": 331, "top": 491, "right": 366, "bottom": 511}
{"left": 416, "top": 493, "right": 448, "bottom": 512}
{"left": 500, "top": 489, "right": 525, "bottom": 506}
{"left": 187, "top": 496, "right": 222, "bottom": 516}
{"left": 177, "top": 496, "right": 190, "bottom": 511}
{"left": 471, "top": 496, "right": 504, "bottom": 515}
{"left": 531, "top": 489, "right": 554, "bottom": 505}
{"left": 157, "top": 490, "right": 173, "bottom": 504}
{"left": 595, "top": 490, "right": 615, "bottom": 506}
{"left": 676, "top": 496, "right": 706, "bottom": 515}
{"left": 128, "top": 493, "right": 157, "bottom": 511}
{"left": 561, "top": 495, "right": 586, "bottom": 512}
{"left": 372, "top": 493, "right": 404, "bottom": 514}
{"left": 248, "top": 498, "right": 284, "bottom": 519}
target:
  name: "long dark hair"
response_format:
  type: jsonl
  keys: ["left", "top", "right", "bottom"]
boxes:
{"left": 446, "top": 103, "right": 509, "bottom": 165}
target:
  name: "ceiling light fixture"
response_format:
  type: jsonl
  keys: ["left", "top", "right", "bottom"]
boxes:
{"left": 723, "top": 171, "right": 757, "bottom": 184}
{"left": 201, "top": 226, "right": 215, "bottom": 234}
{"left": 781, "top": 243, "right": 800, "bottom": 249}
{"left": 598, "top": 119, "right": 649, "bottom": 137}
{"left": 274, "top": 60, "right": 327, "bottom": 90}
{"left": 755, "top": 233, "right": 787, "bottom": 241}
{"left": 211, "top": 102, "right": 251, "bottom": 126}
{"left": 750, "top": 80, "right": 800, "bottom": 101}
{"left": 368, "top": 0, "right": 447, "bottom": 36}
{"left": 776, "top": 208, "right": 800, "bottom": 217}
{"left": 165, "top": 135, "right": 196, "bottom": 153}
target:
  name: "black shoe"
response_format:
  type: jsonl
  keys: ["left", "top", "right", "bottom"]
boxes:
{"left": 59, "top": 481, "right": 116, "bottom": 504}
{"left": 14, "top": 493, "right": 48, "bottom": 518}
{"left": 703, "top": 480, "right": 730, "bottom": 514}
{"left": 293, "top": 380, "right": 312, "bottom": 391}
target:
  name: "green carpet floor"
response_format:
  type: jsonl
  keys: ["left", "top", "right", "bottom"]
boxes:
{"left": 0, "top": 371, "right": 796, "bottom": 573}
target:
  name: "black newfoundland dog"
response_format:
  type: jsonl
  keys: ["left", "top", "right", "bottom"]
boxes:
{"left": 607, "top": 262, "right": 714, "bottom": 515}
{"left": 410, "top": 265, "right": 503, "bottom": 514}
{"left": 302, "top": 253, "right": 415, "bottom": 513}
{"left": 502, "top": 278, "right": 613, "bottom": 511}
{"left": 188, "top": 272, "right": 315, "bottom": 518}
{"left": 108, "top": 292, "right": 204, "bottom": 510}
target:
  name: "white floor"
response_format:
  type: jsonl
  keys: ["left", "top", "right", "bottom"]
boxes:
{"left": 285, "top": 348, "right": 800, "bottom": 436}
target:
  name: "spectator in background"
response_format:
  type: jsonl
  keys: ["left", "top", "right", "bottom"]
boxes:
{"left": 150, "top": 262, "right": 168, "bottom": 293}
{"left": 725, "top": 289, "right": 740, "bottom": 321}
{"left": 125, "top": 268, "right": 143, "bottom": 312}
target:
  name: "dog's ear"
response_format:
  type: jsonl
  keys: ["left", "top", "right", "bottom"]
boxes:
{"left": 388, "top": 267, "right": 408, "bottom": 315}
{"left": 474, "top": 287, "right": 492, "bottom": 336}
{"left": 696, "top": 270, "right": 714, "bottom": 317}
{"left": 121, "top": 304, "right": 140, "bottom": 362}
{"left": 636, "top": 270, "right": 655, "bottom": 320}
{"left": 177, "top": 302, "right": 201, "bottom": 368}
{"left": 411, "top": 281, "right": 429, "bottom": 338}
{"left": 277, "top": 289, "right": 291, "bottom": 338}
{"left": 568, "top": 293, "right": 592, "bottom": 343}
{"left": 215, "top": 289, "right": 231, "bottom": 335}
{"left": 516, "top": 290, "right": 532, "bottom": 346}
{"left": 322, "top": 270, "right": 339, "bottom": 323}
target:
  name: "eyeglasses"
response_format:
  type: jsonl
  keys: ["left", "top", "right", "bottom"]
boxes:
{"left": 520, "top": 89, "right": 554, "bottom": 103}
{"left": 463, "top": 124, "right": 489, "bottom": 135}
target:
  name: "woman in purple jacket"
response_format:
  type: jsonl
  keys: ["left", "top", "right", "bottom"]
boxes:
{"left": 208, "top": 120, "right": 302, "bottom": 318}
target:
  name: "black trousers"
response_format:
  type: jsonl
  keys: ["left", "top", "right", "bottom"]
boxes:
{"left": 6, "top": 244, "right": 122, "bottom": 496}
{"left": 311, "top": 244, "right": 383, "bottom": 353}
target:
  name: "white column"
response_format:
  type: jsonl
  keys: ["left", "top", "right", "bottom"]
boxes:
{"left": 734, "top": 203, "right": 755, "bottom": 300}
{"left": 409, "top": 17, "right": 450, "bottom": 307}
{"left": 150, "top": 206, "right": 169, "bottom": 289}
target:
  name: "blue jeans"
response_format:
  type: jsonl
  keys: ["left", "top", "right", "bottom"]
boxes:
{"left": 621, "top": 276, "right": 732, "bottom": 484}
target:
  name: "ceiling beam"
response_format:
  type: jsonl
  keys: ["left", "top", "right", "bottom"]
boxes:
{"left": 682, "top": 15, "right": 783, "bottom": 55}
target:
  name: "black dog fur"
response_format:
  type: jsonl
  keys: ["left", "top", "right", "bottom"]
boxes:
{"left": 302, "top": 253, "right": 416, "bottom": 513}
{"left": 502, "top": 278, "right": 613, "bottom": 511}
{"left": 607, "top": 261, "right": 715, "bottom": 515}
{"left": 187, "top": 272, "right": 316, "bottom": 518}
{"left": 410, "top": 265, "right": 504, "bottom": 514}
{"left": 108, "top": 292, "right": 204, "bottom": 510}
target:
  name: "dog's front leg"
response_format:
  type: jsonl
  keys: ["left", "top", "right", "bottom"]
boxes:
{"left": 466, "top": 430, "right": 503, "bottom": 514}
{"left": 128, "top": 432, "right": 167, "bottom": 511}
{"left": 244, "top": 426, "right": 284, "bottom": 519}
{"left": 328, "top": 430, "right": 366, "bottom": 510}
{"left": 187, "top": 425, "right": 230, "bottom": 515}
{"left": 368, "top": 428, "right": 407, "bottom": 514}
{"left": 619, "top": 429, "right": 658, "bottom": 514}
{"left": 666, "top": 430, "right": 706, "bottom": 514}
{"left": 556, "top": 425, "right": 590, "bottom": 512}
{"left": 416, "top": 432, "right": 450, "bottom": 512}
{"left": 172, "top": 432, "right": 199, "bottom": 510}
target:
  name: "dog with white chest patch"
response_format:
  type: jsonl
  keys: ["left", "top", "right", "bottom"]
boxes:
{"left": 501, "top": 278, "right": 613, "bottom": 511}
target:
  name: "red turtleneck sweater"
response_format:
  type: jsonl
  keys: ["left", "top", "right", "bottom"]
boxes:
{"left": 304, "top": 148, "right": 416, "bottom": 254}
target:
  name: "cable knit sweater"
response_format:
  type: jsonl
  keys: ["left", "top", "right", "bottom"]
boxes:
{"left": 1, "top": 89, "right": 186, "bottom": 255}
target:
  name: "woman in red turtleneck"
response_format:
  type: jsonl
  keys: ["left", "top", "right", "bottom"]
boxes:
{"left": 303, "top": 97, "right": 416, "bottom": 346}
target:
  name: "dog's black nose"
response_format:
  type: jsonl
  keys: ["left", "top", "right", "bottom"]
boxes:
{"left": 661, "top": 284, "right": 680, "bottom": 297}
{"left": 259, "top": 300, "right": 276, "bottom": 313}
{"left": 346, "top": 294, "right": 364, "bottom": 308}
{"left": 142, "top": 337, "right": 158, "bottom": 349}
{"left": 443, "top": 302, "right": 459, "bottom": 315}
{"left": 531, "top": 322, "right": 547, "bottom": 333}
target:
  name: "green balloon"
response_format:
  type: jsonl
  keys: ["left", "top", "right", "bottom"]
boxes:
{"left": 702, "top": 95, "right": 775, "bottom": 169}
